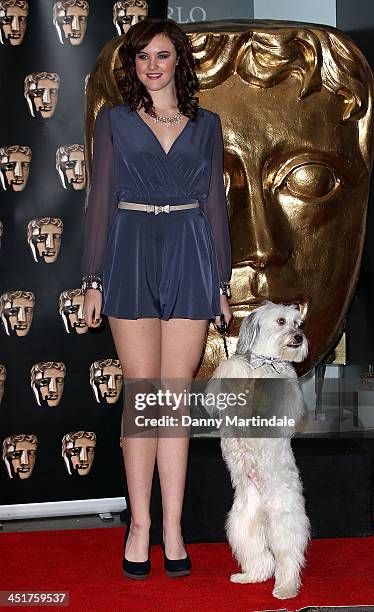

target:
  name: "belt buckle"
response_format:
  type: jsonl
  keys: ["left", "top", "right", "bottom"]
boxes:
{"left": 154, "top": 204, "right": 170, "bottom": 215}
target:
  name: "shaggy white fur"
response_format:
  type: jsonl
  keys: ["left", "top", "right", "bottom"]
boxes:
{"left": 204, "top": 301, "right": 311, "bottom": 599}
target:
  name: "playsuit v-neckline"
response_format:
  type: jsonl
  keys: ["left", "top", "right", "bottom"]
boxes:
{"left": 134, "top": 110, "right": 191, "bottom": 157}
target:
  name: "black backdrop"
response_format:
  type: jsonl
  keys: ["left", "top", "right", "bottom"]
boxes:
{"left": 0, "top": 0, "right": 167, "bottom": 507}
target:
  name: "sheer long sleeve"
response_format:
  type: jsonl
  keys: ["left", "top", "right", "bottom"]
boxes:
{"left": 80, "top": 106, "right": 116, "bottom": 291}
{"left": 201, "top": 112, "right": 232, "bottom": 296}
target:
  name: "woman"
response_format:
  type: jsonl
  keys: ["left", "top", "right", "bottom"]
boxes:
{"left": 81, "top": 17, "right": 232, "bottom": 579}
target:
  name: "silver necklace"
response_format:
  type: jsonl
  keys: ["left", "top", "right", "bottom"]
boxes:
{"left": 146, "top": 108, "right": 183, "bottom": 127}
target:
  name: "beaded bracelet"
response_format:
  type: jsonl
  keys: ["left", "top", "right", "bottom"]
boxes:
{"left": 219, "top": 281, "right": 231, "bottom": 299}
{"left": 81, "top": 273, "right": 103, "bottom": 293}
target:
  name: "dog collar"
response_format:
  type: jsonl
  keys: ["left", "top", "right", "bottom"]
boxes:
{"left": 247, "top": 351, "right": 289, "bottom": 374}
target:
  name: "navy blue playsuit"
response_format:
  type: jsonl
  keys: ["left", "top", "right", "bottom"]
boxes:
{"left": 81, "top": 104, "right": 232, "bottom": 320}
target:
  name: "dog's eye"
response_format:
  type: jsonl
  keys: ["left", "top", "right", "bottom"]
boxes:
{"left": 298, "top": 320, "right": 304, "bottom": 330}
{"left": 277, "top": 317, "right": 286, "bottom": 326}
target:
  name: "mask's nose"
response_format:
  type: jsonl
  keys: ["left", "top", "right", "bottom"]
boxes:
{"left": 42, "top": 88, "right": 51, "bottom": 104}
{"left": 14, "top": 161, "right": 23, "bottom": 178}
{"left": 11, "top": 15, "right": 20, "bottom": 32}
{"left": 71, "top": 15, "right": 80, "bottom": 33}
{"left": 231, "top": 161, "right": 291, "bottom": 271}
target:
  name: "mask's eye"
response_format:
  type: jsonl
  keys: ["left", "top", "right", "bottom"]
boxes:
{"left": 277, "top": 317, "right": 286, "bottom": 326}
{"left": 274, "top": 159, "right": 340, "bottom": 204}
{"left": 96, "top": 376, "right": 108, "bottom": 384}
{"left": 285, "top": 163, "right": 337, "bottom": 199}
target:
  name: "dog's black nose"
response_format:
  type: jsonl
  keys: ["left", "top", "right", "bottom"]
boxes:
{"left": 294, "top": 335, "right": 303, "bottom": 343}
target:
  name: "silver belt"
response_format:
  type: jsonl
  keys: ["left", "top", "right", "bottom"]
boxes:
{"left": 118, "top": 200, "right": 199, "bottom": 215}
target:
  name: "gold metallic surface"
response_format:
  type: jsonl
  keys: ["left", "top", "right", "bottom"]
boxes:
{"left": 333, "top": 333, "right": 347, "bottom": 366}
{"left": 84, "top": 20, "right": 374, "bottom": 376}
{"left": 83, "top": 35, "right": 126, "bottom": 214}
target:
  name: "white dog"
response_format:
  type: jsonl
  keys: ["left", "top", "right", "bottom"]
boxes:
{"left": 204, "top": 301, "right": 311, "bottom": 599}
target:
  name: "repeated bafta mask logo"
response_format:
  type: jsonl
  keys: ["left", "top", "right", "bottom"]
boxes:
{"left": 0, "top": 0, "right": 28, "bottom": 46}
{"left": 0, "top": 365, "right": 6, "bottom": 405}
{"left": 0, "top": 220, "right": 3, "bottom": 248}
{"left": 62, "top": 431, "right": 96, "bottom": 476}
{"left": 56, "top": 145, "right": 86, "bottom": 190}
{"left": 0, "top": 145, "right": 31, "bottom": 191}
{"left": 53, "top": 0, "right": 89, "bottom": 45}
{"left": 31, "top": 362, "right": 66, "bottom": 407}
{"left": 59, "top": 288, "right": 88, "bottom": 334}
{"left": 0, "top": 291, "right": 35, "bottom": 336}
{"left": 113, "top": 0, "right": 147, "bottom": 35}
{"left": 24, "top": 72, "right": 60, "bottom": 119}
{"left": 2, "top": 434, "right": 38, "bottom": 479}
{"left": 90, "top": 359, "right": 123, "bottom": 404}
{"left": 28, "top": 217, "right": 63, "bottom": 263}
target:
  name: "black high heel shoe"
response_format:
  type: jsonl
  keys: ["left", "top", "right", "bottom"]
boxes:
{"left": 122, "top": 525, "right": 151, "bottom": 580}
{"left": 161, "top": 539, "right": 191, "bottom": 577}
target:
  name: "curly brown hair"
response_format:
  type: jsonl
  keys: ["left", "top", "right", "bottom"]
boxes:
{"left": 118, "top": 18, "right": 200, "bottom": 120}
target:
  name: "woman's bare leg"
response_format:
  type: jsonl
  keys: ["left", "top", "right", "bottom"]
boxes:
{"left": 108, "top": 316, "right": 161, "bottom": 562}
{"left": 158, "top": 318, "right": 209, "bottom": 559}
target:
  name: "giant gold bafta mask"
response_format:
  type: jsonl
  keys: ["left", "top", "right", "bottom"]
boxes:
{"left": 85, "top": 21, "right": 374, "bottom": 376}
{"left": 31, "top": 362, "right": 66, "bottom": 407}
{"left": 0, "top": 0, "right": 28, "bottom": 46}
{"left": 53, "top": 0, "right": 89, "bottom": 46}
{"left": 187, "top": 22, "right": 374, "bottom": 376}
{"left": 0, "top": 364, "right": 6, "bottom": 404}
{"left": 113, "top": 1, "right": 147, "bottom": 36}
{"left": 56, "top": 145, "right": 86, "bottom": 190}
{"left": 83, "top": 41, "right": 124, "bottom": 168}
{"left": 0, "top": 290, "right": 35, "bottom": 336}
{"left": 0, "top": 145, "right": 31, "bottom": 191}
{"left": 28, "top": 217, "right": 63, "bottom": 263}
{"left": 59, "top": 288, "right": 88, "bottom": 334}
{"left": 62, "top": 431, "right": 96, "bottom": 476}
{"left": 90, "top": 358, "right": 123, "bottom": 404}
{"left": 24, "top": 72, "right": 60, "bottom": 119}
{"left": 2, "top": 434, "right": 38, "bottom": 479}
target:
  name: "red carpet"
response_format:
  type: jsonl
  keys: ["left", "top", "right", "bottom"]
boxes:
{"left": 1, "top": 528, "right": 374, "bottom": 611}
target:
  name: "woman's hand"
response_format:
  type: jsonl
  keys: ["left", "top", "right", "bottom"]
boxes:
{"left": 215, "top": 295, "right": 233, "bottom": 332}
{"left": 83, "top": 289, "right": 103, "bottom": 328}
